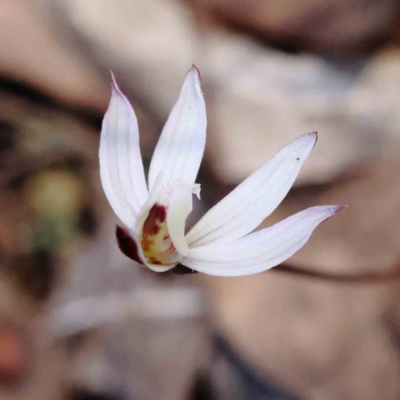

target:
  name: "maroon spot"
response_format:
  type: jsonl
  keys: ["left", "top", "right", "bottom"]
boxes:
{"left": 149, "top": 257, "right": 163, "bottom": 265}
{"left": 142, "top": 204, "right": 167, "bottom": 236}
{"left": 115, "top": 225, "right": 144, "bottom": 265}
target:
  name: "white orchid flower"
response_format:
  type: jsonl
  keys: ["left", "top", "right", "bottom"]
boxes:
{"left": 100, "top": 66, "right": 344, "bottom": 276}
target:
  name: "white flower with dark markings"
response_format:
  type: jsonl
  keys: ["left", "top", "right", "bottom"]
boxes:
{"left": 100, "top": 66, "right": 344, "bottom": 276}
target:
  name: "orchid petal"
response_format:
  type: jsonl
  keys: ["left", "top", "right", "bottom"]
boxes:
{"left": 100, "top": 74, "right": 148, "bottom": 228}
{"left": 148, "top": 66, "right": 206, "bottom": 190}
{"left": 186, "top": 132, "right": 318, "bottom": 247}
{"left": 116, "top": 225, "right": 176, "bottom": 273}
{"left": 182, "top": 205, "right": 343, "bottom": 276}
{"left": 166, "top": 184, "right": 198, "bottom": 256}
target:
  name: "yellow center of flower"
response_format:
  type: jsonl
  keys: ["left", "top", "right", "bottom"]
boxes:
{"left": 140, "top": 203, "right": 180, "bottom": 265}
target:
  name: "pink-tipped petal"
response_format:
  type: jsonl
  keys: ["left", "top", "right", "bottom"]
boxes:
{"left": 100, "top": 74, "right": 148, "bottom": 228}
{"left": 148, "top": 66, "right": 207, "bottom": 190}
{"left": 186, "top": 132, "right": 318, "bottom": 247}
{"left": 182, "top": 205, "right": 343, "bottom": 276}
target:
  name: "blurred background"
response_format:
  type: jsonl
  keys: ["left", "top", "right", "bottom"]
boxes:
{"left": 1, "top": 0, "right": 400, "bottom": 399}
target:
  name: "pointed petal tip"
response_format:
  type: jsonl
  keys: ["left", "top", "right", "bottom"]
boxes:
{"left": 334, "top": 204, "right": 348, "bottom": 213}
{"left": 187, "top": 64, "right": 203, "bottom": 95}
{"left": 303, "top": 131, "right": 318, "bottom": 146}
{"left": 311, "top": 131, "right": 318, "bottom": 145}
{"left": 110, "top": 71, "right": 126, "bottom": 97}
{"left": 291, "top": 131, "right": 318, "bottom": 149}
{"left": 110, "top": 71, "right": 118, "bottom": 89}
{"left": 189, "top": 63, "right": 200, "bottom": 75}
{"left": 322, "top": 204, "right": 347, "bottom": 223}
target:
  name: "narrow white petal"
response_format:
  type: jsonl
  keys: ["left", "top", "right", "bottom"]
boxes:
{"left": 166, "top": 184, "right": 196, "bottom": 256}
{"left": 148, "top": 66, "right": 206, "bottom": 190}
{"left": 182, "top": 205, "right": 344, "bottom": 276}
{"left": 186, "top": 132, "right": 318, "bottom": 247}
{"left": 100, "top": 74, "right": 148, "bottom": 228}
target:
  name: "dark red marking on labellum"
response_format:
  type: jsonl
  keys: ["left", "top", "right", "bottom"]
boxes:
{"left": 142, "top": 204, "right": 167, "bottom": 236}
{"left": 148, "top": 257, "right": 163, "bottom": 265}
{"left": 115, "top": 225, "right": 144, "bottom": 265}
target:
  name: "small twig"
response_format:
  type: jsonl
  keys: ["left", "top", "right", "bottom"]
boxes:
{"left": 274, "top": 263, "right": 400, "bottom": 283}
{"left": 173, "top": 262, "right": 400, "bottom": 284}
